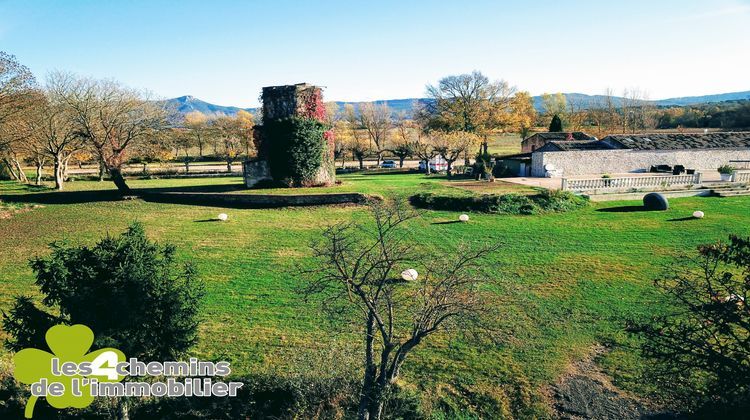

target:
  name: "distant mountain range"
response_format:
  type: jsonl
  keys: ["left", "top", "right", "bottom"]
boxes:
{"left": 165, "top": 90, "right": 750, "bottom": 118}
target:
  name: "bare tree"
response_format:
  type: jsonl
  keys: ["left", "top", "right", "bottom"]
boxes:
{"left": 425, "top": 71, "right": 516, "bottom": 154}
{"left": 359, "top": 102, "right": 392, "bottom": 166}
{"left": 411, "top": 130, "right": 439, "bottom": 175}
{"left": 50, "top": 73, "right": 170, "bottom": 194}
{"left": 302, "top": 199, "right": 498, "bottom": 420}
{"left": 344, "top": 104, "right": 371, "bottom": 169}
{"left": 390, "top": 112, "right": 414, "bottom": 168}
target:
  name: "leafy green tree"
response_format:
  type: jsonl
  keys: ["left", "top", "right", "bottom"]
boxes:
{"left": 3, "top": 223, "right": 205, "bottom": 362}
{"left": 548, "top": 114, "right": 563, "bottom": 132}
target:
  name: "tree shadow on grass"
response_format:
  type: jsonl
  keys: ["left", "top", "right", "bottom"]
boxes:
{"left": 194, "top": 218, "right": 222, "bottom": 223}
{"left": 0, "top": 189, "right": 124, "bottom": 205}
{"left": 432, "top": 220, "right": 462, "bottom": 225}
{"left": 667, "top": 216, "right": 697, "bottom": 222}
{"left": 0, "top": 184, "right": 247, "bottom": 206}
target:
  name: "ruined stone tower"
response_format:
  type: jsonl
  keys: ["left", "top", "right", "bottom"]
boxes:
{"left": 243, "top": 83, "right": 335, "bottom": 188}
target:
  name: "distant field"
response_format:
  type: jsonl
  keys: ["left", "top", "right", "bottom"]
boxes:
{"left": 1, "top": 174, "right": 748, "bottom": 415}
{"left": 487, "top": 133, "right": 524, "bottom": 156}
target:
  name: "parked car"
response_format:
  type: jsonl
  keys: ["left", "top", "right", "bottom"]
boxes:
{"left": 380, "top": 160, "right": 396, "bottom": 168}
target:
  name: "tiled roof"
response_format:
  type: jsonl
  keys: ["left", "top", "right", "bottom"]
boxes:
{"left": 528, "top": 132, "right": 595, "bottom": 141}
{"left": 603, "top": 132, "right": 750, "bottom": 151}
{"left": 539, "top": 140, "right": 614, "bottom": 152}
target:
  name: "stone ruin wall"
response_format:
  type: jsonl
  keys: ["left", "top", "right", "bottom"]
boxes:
{"left": 245, "top": 83, "right": 335, "bottom": 187}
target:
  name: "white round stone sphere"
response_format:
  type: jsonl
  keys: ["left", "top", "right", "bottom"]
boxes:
{"left": 401, "top": 269, "right": 418, "bottom": 282}
{"left": 459, "top": 214, "right": 470, "bottom": 222}
{"left": 218, "top": 213, "right": 229, "bottom": 221}
{"left": 692, "top": 211, "right": 704, "bottom": 219}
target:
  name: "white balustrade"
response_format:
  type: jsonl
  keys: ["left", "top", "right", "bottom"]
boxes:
{"left": 731, "top": 170, "right": 750, "bottom": 183}
{"left": 562, "top": 173, "right": 703, "bottom": 192}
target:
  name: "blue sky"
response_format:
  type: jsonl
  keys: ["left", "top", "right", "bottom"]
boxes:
{"left": 1, "top": 0, "right": 748, "bottom": 107}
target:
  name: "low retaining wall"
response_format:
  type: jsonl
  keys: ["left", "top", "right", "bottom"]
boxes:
{"left": 141, "top": 191, "right": 373, "bottom": 208}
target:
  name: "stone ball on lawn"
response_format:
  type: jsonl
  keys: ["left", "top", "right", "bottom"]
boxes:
{"left": 218, "top": 213, "right": 229, "bottom": 221}
{"left": 643, "top": 193, "right": 669, "bottom": 211}
{"left": 401, "top": 269, "right": 418, "bottom": 282}
{"left": 693, "top": 211, "right": 704, "bottom": 219}
{"left": 459, "top": 214, "right": 470, "bottom": 222}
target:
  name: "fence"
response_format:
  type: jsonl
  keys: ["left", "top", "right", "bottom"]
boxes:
{"left": 732, "top": 170, "right": 750, "bottom": 183}
{"left": 562, "top": 172, "right": 703, "bottom": 192}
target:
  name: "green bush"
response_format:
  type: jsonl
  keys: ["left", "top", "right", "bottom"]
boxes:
{"left": 409, "top": 189, "right": 588, "bottom": 215}
{"left": 717, "top": 164, "right": 735, "bottom": 175}
{"left": 265, "top": 117, "right": 329, "bottom": 187}
{"left": 3, "top": 223, "right": 205, "bottom": 361}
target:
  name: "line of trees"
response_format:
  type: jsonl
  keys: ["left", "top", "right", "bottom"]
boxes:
{"left": 540, "top": 88, "right": 659, "bottom": 137}
{"left": 329, "top": 71, "right": 537, "bottom": 175}
{"left": 0, "top": 51, "right": 255, "bottom": 193}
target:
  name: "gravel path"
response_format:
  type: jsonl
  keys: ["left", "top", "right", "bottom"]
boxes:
{"left": 550, "top": 345, "right": 680, "bottom": 420}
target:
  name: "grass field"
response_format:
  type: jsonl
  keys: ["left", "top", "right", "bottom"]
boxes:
{"left": 1, "top": 174, "right": 748, "bottom": 415}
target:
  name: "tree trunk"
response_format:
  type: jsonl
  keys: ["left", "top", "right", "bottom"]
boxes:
{"left": 54, "top": 156, "right": 64, "bottom": 190}
{"left": 63, "top": 156, "right": 71, "bottom": 181}
{"left": 446, "top": 160, "right": 454, "bottom": 177}
{"left": 226, "top": 161, "right": 232, "bottom": 173}
{"left": 108, "top": 167, "right": 132, "bottom": 195}
{"left": 198, "top": 140, "right": 204, "bottom": 157}
{"left": 12, "top": 158, "right": 28, "bottom": 183}
{"left": 98, "top": 159, "right": 106, "bottom": 181}
{"left": 35, "top": 161, "right": 43, "bottom": 185}
{"left": 358, "top": 157, "right": 364, "bottom": 170}
{"left": 358, "top": 314, "right": 377, "bottom": 420}
{"left": 184, "top": 162, "right": 190, "bottom": 173}
{"left": 399, "top": 157, "right": 405, "bottom": 168}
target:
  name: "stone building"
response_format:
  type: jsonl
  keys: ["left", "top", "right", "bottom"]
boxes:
{"left": 243, "top": 83, "right": 335, "bottom": 187}
{"left": 521, "top": 132, "right": 595, "bottom": 153}
{"left": 530, "top": 132, "right": 750, "bottom": 177}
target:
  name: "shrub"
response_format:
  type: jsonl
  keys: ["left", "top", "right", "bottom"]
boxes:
{"left": 265, "top": 117, "right": 330, "bottom": 186}
{"left": 717, "top": 164, "right": 735, "bottom": 175}
{"left": 3, "top": 222, "right": 204, "bottom": 361}
{"left": 409, "top": 189, "right": 588, "bottom": 215}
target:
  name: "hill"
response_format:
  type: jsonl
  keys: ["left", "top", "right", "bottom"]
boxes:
{"left": 164, "top": 90, "right": 750, "bottom": 118}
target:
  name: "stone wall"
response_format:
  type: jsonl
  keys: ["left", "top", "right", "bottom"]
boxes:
{"left": 243, "top": 160, "right": 272, "bottom": 188}
{"left": 531, "top": 148, "right": 750, "bottom": 177}
{"left": 522, "top": 135, "right": 547, "bottom": 153}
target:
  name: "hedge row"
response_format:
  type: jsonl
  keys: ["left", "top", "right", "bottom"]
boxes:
{"left": 409, "top": 189, "right": 588, "bottom": 215}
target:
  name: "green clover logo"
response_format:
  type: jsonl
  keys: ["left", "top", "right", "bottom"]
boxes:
{"left": 13, "top": 324, "right": 126, "bottom": 418}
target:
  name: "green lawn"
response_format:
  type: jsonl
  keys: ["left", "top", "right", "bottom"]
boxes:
{"left": 1, "top": 174, "right": 748, "bottom": 415}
